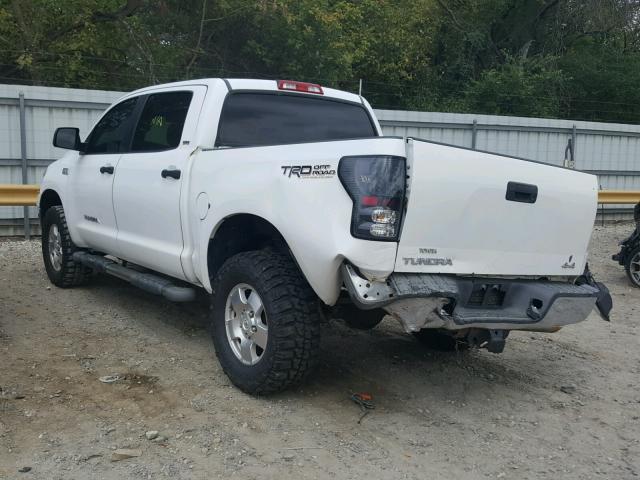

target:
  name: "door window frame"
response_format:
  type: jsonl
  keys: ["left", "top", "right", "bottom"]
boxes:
{"left": 82, "top": 97, "right": 144, "bottom": 155}
{"left": 130, "top": 91, "right": 195, "bottom": 154}
{"left": 83, "top": 88, "right": 201, "bottom": 156}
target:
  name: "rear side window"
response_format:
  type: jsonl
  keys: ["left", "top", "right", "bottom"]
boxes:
{"left": 216, "top": 93, "right": 377, "bottom": 148}
{"left": 132, "top": 91, "right": 193, "bottom": 152}
{"left": 85, "top": 97, "right": 138, "bottom": 154}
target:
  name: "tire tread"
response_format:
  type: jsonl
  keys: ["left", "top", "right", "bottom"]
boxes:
{"left": 42, "top": 206, "right": 91, "bottom": 287}
{"left": 211, "top": 250, "right": 320, "bottom": 395}
{"left": 624, "top": 245, "right": 640, "bottom": 288}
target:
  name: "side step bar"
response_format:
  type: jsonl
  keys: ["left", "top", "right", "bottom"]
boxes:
{"left": 72, "top": 252, "right": 196, "bottom": 302}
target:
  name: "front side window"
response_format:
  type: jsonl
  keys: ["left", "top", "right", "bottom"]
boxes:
{"left": 216, "top": 93, "right": 377, "bottom": 148}
{"left": 85, "top": 97, "right": 138, "bottom": 154}
{"left": 131, "top": 91, "right": 193, "bottom": 152}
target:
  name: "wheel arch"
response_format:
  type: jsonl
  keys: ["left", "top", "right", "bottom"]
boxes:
{"left": 39, "top": 189, "right": 63, "bottom": 222}
{"left": 206, "top": 213, "right": 298, "bottom": 285}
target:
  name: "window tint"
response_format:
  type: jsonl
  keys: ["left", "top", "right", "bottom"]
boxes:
{"left": 216, "top": 93, "right": 377, "bottom": 148}
{"left": 132, "top": 92, "right": 193, "bottom": 152}
{"left": 85, "top": 97, "right": 138, "bottom": 154}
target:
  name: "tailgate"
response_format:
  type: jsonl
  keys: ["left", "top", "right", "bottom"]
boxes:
{"left": 395, "top": 139, "right": 598, "bottom": 276}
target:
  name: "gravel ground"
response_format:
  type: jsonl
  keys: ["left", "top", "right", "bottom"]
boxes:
{"left": 1, "top": 224, "right": 639, "bottom": 480}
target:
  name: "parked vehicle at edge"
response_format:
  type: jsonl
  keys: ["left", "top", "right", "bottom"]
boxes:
{"left": 613, "top": 203, "right": 640, "bottom": 287}
{"left": 39, "top": 78, "right": 613, "bottom": 394}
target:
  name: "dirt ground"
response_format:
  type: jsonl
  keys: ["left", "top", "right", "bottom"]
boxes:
{"left": 1, "top": 224, "right": 639, "bottom": 480}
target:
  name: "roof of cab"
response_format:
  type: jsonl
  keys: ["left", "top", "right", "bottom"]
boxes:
{"left": 126, "top": 78, "right": 363, "bottom": 104}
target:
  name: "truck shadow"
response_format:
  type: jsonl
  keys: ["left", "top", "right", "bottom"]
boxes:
{"left": 302, "top": 318, "right": 593, "bottom": 417}
{"left": 84, "top": 274, "right": 211, "bottom": 332}
{"left": 81, "top": 274, "right": 589, "bottom": 417}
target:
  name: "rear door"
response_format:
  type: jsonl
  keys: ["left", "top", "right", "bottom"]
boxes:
{"left": 395, "top": 139, "right": 598, "bottom": 277}
{"left": 112, "top": 87, "right": 206, "bottom": 279}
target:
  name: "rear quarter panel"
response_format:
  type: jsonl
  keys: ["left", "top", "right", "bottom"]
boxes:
{"left": 188, "top": 137, "right": 407, "bottom": 304}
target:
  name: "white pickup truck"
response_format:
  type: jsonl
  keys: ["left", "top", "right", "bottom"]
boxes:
{"left": 39, "top": 78, "right": 612, "bottom": 394}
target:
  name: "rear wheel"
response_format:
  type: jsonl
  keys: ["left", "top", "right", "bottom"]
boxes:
{"left": 625, "top": 246, "right": 640, "bottom": 288}
{"left": 210, "top": 250, "right": 321, "bottom": 395}
{"left": 41, "top": 206, "right": 91, "bottom": 288}
{"left": 413, "top": 329, "right": 469, "bottom": 352}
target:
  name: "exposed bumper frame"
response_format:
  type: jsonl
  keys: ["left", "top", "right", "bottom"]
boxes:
{"left": 340, "top": 263, "right": 611, "bottom": 332}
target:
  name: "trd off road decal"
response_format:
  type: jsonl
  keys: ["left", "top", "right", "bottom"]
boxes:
{"left": 281, "top": 165, "right": 336, "bottom": 178}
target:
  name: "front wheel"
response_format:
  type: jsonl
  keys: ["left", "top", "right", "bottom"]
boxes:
{"left": 624, "top": 246, "right": 640, "bottom": 288}
{"left": 41, "top": 205, "right": 91, "bottom": 288}
{"left": 210, "top": 250, "right": 321, "bottom": 395}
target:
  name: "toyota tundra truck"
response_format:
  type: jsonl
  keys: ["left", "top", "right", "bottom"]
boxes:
{"left": 39, "top": 78, "right": 612, "bottom": 395}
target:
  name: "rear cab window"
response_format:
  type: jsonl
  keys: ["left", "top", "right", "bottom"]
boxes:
{"left": 215, "top": 92, "right": 377, "bottom": 148}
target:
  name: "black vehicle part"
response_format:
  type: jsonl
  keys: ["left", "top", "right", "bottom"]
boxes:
{"left": 624, "top": 245, "right": 640, "bottom": 288}
{"left": 612, "top": 226, "right": 640, "bottom": 265}
{"left": 613, "top": 203, "right": 640, "bottom": 267}
{"left": 210, "top": 250, "right": 321, "bottom": 395}
{"left": 466, "top": 329, "right": 509, "bottom": 354}
{"left": 612, "top": 204, "right": 640, "bottom": 289}
{"left": 505, "top": 181, "right": 538, "bottom": 204}
{"left": 72, "top": 252, "right": 195, "bottom": 302}
{"left": 331, "top": 303, "right": 386, "bottom": 330}
{"left": 594, "top": 282, "right": 614, "bottom": 319}
{"left": 413, "top": 329, "right": 469, "bottom": 352}
{"left": 576, "top": 263, "right": 613, "bottom": 320}
{"left": 338, "top": 155, "right": 406, "bottom": 242}
{"left": 161, "top": 168, "right": 181, "bottom": 179}
{"left": 42, "top": 206, "right": 92, "bottom": 288}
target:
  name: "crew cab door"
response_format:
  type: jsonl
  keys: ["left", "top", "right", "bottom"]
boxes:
{"left": 66, "top": 97, "right": 140, "bottom": 254}
{"left": 112, "top": 87, "right": 206, "bottom": 280}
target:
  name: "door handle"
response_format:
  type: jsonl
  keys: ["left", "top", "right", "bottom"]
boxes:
{"left": 161, "top": 169, "right": 181, "bottom": 180}
{"left": 100, "top": 165, "right": 114, "bottom": 174}
{"left": 506, "top": 181, "right": 538, "bottom": 204}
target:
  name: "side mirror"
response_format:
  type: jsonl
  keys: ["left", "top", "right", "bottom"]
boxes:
{"left": 53, "top": 127, "right": 84, "bottom": 151}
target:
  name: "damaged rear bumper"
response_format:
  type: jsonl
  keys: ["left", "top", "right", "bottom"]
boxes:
{"left": 341, "top": 264, "right": 612, "bottom": 333}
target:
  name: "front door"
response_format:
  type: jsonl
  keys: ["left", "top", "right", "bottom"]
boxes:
{"left": 112, "top": 88, "right": 204, "bottom": 280}
{"left": 66, "top": 96, "right": 139, "bottom": 254}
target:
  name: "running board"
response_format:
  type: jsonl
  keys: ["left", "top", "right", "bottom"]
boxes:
{"left": 72, "top": 252, "right": 196, "bottom": 302}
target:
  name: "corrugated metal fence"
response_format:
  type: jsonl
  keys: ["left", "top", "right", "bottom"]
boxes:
{"left": 376, "top": 111, "right": 640, "bottom": 223}
{"left": 2, "top": 84, "right": 639, "bottom": 236}
{"left": 0, "top": 84, "right": 122, "bottom": 236}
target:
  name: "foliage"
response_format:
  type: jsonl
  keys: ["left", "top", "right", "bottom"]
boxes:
{"left": 1, "top": 0, "right": 640, "bottom": 123}
{"left": 461, "top": 55, "right": 567, "bottom": 118}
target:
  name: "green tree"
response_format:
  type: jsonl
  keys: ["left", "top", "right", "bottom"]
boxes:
{"left": 1, "top": 0, "right": 640, "bottom": 123}
{"left": 460, "top": 55, "right": 567, "bottom": 117}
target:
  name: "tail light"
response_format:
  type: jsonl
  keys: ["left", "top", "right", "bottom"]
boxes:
{"left": 338, "top": 155, "right": 406, "bottom": 241}
{"left": 277, "top": 80, "right": 323, "bottom": 95}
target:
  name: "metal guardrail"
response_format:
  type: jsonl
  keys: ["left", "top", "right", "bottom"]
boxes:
{"left": 0, "top": 185, "right": 639, "bottom": 208}
{"left": 597, "top": 190, "right": 640, "bottom": 205}
{"left": 0, "top": 184, "right": 39, "bottom": 206}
